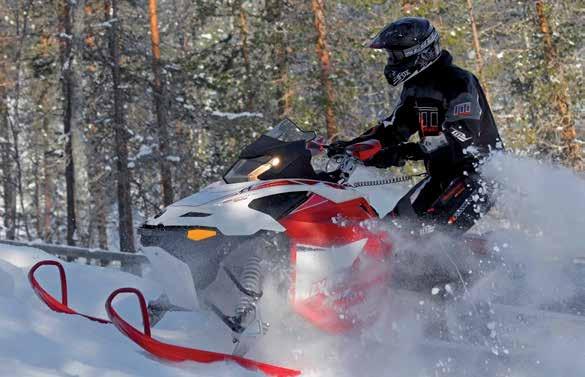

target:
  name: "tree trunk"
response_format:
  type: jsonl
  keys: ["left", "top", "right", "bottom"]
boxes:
{"left": 33, "top": 139, "right": 41, "bottom": 239}
{"left": 234, "top": 0, "right": 253, "bottom": 111}
{"left": 42, "top": 144, "right": 53, "bottom": 241}
{"left": 9, "top": 0, "right": 34, "bottom": 241}
{"left": 466, "top": 0, "right": 490, "bottom": 100}
{"left": 310, "top": 0, "right": 337, "bottom": 138}
{"left": 535, "top": 0, "right": 582, "bottom": 170}
{"left": 107, "top": 0, "right": 135, "bottom": 252}
{"left": 265, "top": 0, "right": 291, "bottom": 118}
{"left": 96, "top": 180, "right": 108, "bottom": 249}
{"left": 148, "top": 0, "right": 173, "bottom": 206}
{"left": 59, "top": 0, "right": 83, "bottom": 245}
{"left": 72, "top": 0, "right": 90, "bottom": 247}
{"left": 0, "top": 87, "right": 16, "bottom": 240}
{"left": 86, "top": 116, "right": 109, "bottom": 249}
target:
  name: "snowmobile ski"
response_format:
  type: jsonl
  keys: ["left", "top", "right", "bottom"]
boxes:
{"left": 28, "top": 260, "right": 301, "bottom": 377}
{"left": 106, "top": 287, "right": 300, "bottom": 377}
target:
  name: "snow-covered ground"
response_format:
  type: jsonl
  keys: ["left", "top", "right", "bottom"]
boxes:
{"left": 0, "top": 245, "right": 259, "bottom": 377}
{"left": 1, "top": 154, "right": 585, "bottom": 376}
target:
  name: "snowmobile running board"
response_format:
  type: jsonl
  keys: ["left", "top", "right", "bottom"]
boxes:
{"left": 28, "top": 260, "right": 301, "bottom": 377}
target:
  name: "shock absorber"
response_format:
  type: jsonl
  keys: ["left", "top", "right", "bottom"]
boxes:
{"left": 206, "top": 236, "right": 276, "bottom": 355}
{"left": 234, "top": 253, "right": 264, "bottom": 325}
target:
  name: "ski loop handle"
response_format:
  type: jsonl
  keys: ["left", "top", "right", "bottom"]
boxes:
{"left": 348, "top": 172, "right": 428, "bottom": 187}
{"left": 28, "top": 260, "right": 110, "bottom": 323}
{"left": 29, "top": 260, "right": 69, "bottom": 309}
{"left": 106, "top": 288, "right": 152, "bottom": 337}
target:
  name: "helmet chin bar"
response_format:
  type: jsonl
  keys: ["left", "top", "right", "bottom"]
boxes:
{"left": 384, "top": 45, "right": 442, "bottom": 86}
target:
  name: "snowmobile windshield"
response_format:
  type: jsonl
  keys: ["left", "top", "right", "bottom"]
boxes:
{"left": 223, "top": 119, "right": 319, "bottom": 184}
{"left": 264, "top": 119, "right": 316, "bottom": 142}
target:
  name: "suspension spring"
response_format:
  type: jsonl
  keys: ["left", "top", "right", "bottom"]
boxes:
{"left": 234, "top": 253, "right": 264, "bottom": 321}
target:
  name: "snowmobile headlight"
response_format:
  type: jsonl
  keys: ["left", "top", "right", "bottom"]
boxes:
{"left": 247, "top": 156, "right": 280, "bottom": 181}
{"left": 186, "top": 228, "right": 217, "bottom": 241}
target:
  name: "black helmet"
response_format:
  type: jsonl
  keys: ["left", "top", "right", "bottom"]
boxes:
{"left": 369, "top": 17, "right": 441, "bottom": 86}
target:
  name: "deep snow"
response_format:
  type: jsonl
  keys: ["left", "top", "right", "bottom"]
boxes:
{"left": 1, "top": 154, "right": 585, "bottom": 377}
{"left": 0, "top": 245, "right": 259, "bottom": 377}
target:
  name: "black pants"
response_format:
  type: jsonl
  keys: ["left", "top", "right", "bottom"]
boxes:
{"left": 387, "top": 173, "right": 492, "bottom": 237}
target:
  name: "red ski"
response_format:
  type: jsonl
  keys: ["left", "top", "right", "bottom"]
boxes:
{"left": 28, "top": 260, "right": 301, "bottom": 377}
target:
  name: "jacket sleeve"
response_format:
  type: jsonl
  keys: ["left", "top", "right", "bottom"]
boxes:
{"left": 349, "top": 89, "right": 418, "bottom": 147}
{"left": 420, "top": 74, "right": 485, "bottom": 164}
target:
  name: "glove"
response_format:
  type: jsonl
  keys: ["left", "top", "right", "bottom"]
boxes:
{"left": 399, "top": 142, "right": 425, "bottom": 160}
{"left": 363, "top": 145, "right": 405, "bottom": 168}
{"left": 326, "top": 140, "right": 351, "bottom": 157}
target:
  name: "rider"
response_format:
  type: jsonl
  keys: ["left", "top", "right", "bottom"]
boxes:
{"left": 329, "top": 17, "right": 504, "bottom": 237}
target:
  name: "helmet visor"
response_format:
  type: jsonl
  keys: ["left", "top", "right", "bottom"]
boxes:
{"left": 385, "top": 50, "right": 417, "bottom": 69}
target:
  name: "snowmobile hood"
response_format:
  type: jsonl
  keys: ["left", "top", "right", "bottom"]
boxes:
{"left": 142, "top": 178, "right": 366, "bottom": 236}
{"left": 143, "top": 180, "right": 286, "bottom": 235}
{"left": 170, "top": 181, "right": 255, "bottom": 208}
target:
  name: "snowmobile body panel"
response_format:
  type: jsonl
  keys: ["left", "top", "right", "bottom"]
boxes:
{"left": 145, "top": 179, "right": 364, "bottom": 236}
{"left": 280, "top": 193, "right": 392, "bottom": 332}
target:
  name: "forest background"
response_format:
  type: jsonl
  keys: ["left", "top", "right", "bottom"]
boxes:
{"left": 0, "top": 0, "right": 582, "bottom": 251}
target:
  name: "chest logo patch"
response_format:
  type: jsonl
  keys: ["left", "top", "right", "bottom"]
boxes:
{"left": 453, "top": 102, "right": 472, "bottom": 117}
{"left": 416, "top": 106, "right": 440, "bottom": 136}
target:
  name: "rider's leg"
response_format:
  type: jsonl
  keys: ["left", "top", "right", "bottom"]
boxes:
{"left": 424, "top": 173, "right": 493, "bottom": 237}
{"left": 383, "top": 173, "right": 494, "bottom": 287}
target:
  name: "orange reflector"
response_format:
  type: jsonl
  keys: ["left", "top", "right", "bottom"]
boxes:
{"left": 186, "top": 228, "right": 217, "bottom": 241}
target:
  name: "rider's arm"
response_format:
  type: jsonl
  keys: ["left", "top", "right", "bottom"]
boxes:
{"left": 418, "top": 73, "right": 484, "bottom": 164}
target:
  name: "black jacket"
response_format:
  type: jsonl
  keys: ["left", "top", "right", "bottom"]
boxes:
{"left": 354, "top": 51, "right": 503, "bottom": 179}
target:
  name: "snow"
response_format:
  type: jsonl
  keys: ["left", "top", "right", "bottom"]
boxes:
{"left": 166, "top": 155, "right": 181, "bottom": 162}
{"left": 0, "top": 245, "right": 255, "bottom": 377}
{"left": 211, "top": 111, "right": 264, "bottom": 120}
{"left": 135, "top": 145, "right": 153, "bottom": 159}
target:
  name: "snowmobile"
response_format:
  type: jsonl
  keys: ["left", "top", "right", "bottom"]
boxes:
{"left": 138, "top": 119, "right": 399, "bottom": 354}
{"left": 27, "top": 119, "right": 406, "bottom": 376}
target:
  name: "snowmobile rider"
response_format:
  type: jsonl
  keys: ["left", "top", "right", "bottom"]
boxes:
{"left": 328, "top": 17, "right": 504, "bottom": 236}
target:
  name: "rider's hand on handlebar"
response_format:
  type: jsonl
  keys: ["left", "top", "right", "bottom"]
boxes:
{"left": 326, "top": 140, "right": 351, "bottom": 158}
{"left": 363, "top": 145, "right": 405, "bottom": 168}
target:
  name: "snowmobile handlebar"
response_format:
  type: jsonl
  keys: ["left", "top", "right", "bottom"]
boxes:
{"left": 314, "top": 138, "right": 382, "bottom": 161}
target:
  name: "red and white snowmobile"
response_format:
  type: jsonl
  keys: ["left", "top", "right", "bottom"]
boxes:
{"left": 29, "top": 119, "right": 408, "bottom": 376}
{"left": 139, "top": 119, "right": 400, "bottom": 351}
